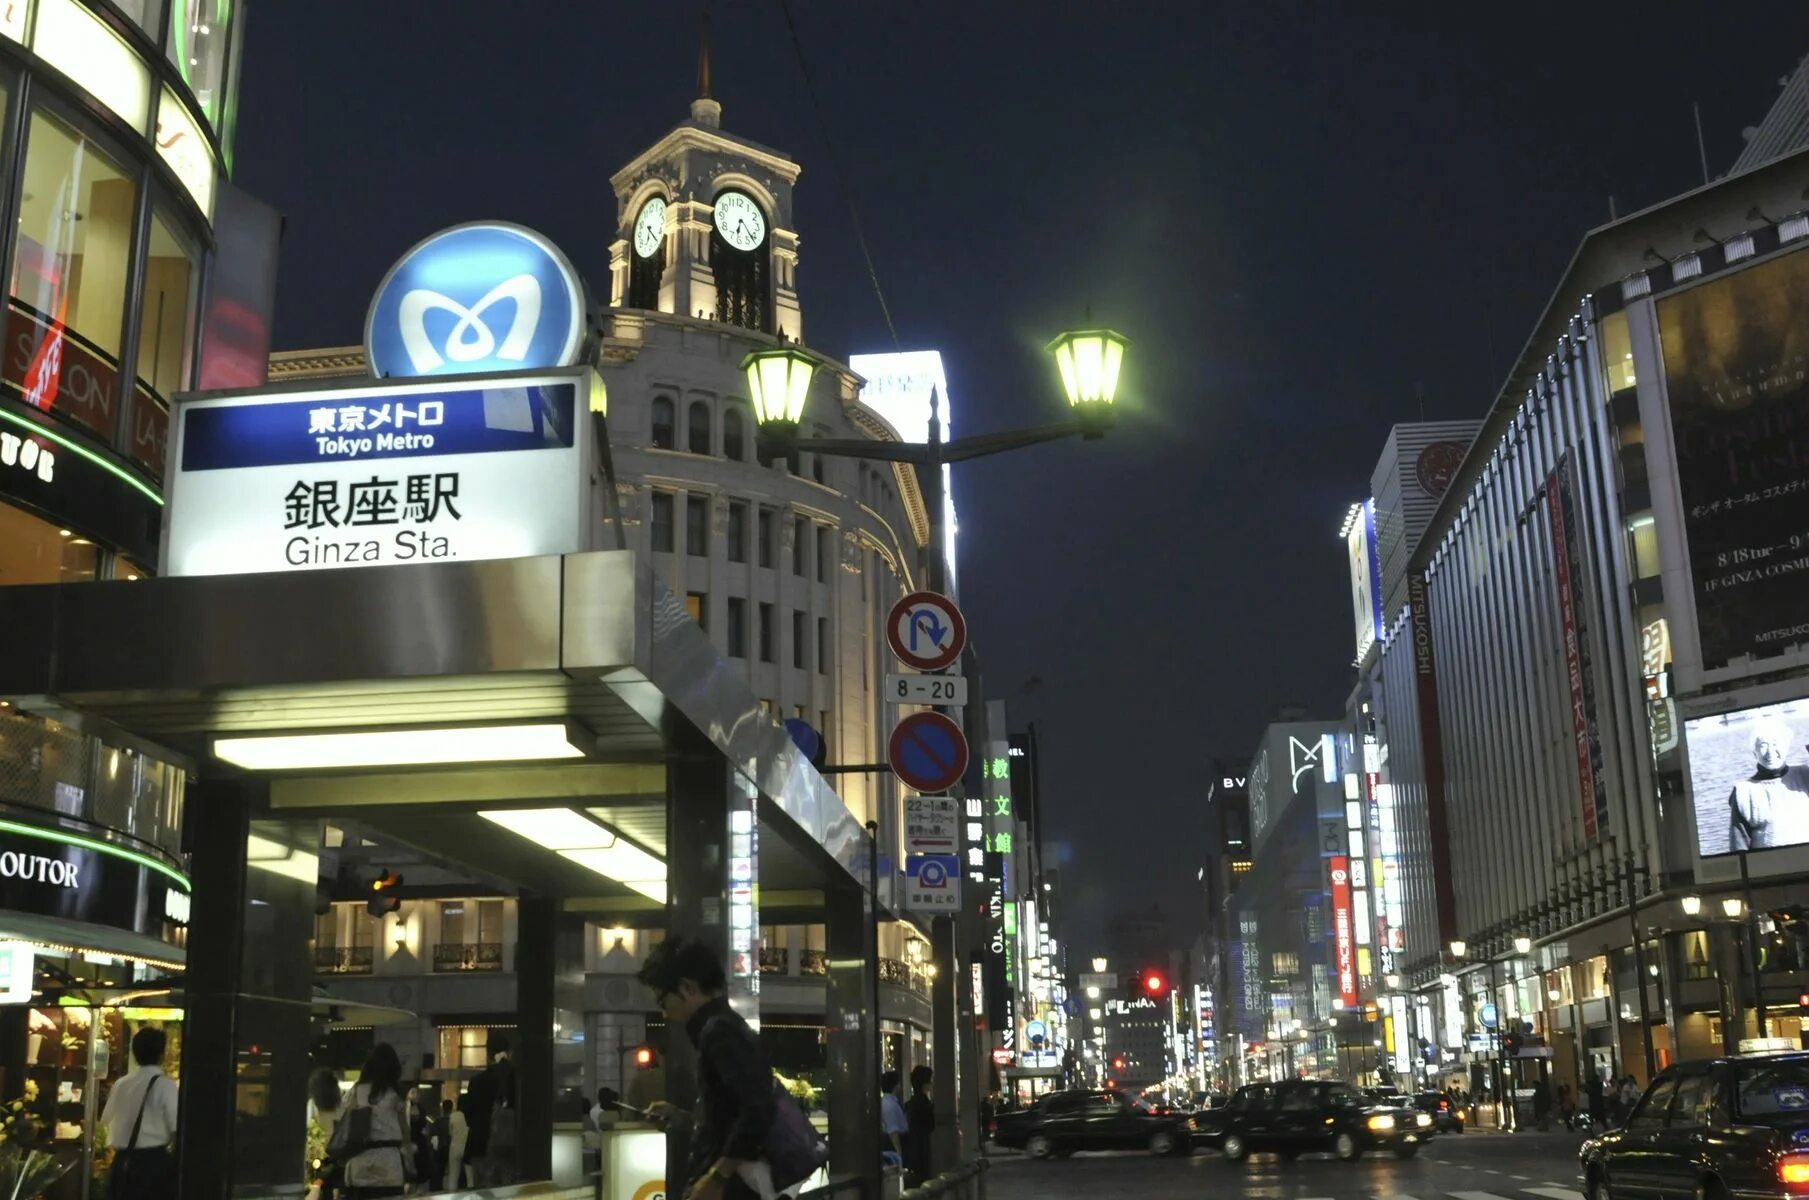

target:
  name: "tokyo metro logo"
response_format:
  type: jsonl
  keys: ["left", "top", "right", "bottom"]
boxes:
{"left": 365, "top": 223, "right": 585, "bottom": 379}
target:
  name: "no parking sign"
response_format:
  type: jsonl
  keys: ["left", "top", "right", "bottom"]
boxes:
{"left": 905, "top": 853, "right": 961, "bottom": 913}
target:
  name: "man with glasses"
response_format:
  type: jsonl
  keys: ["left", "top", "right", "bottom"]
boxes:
{"left": 641, "top": 938, "right": 778, "bottom": 1199}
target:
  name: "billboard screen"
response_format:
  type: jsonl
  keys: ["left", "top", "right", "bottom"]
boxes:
{"left": 1686, "top": 696, "right": 1809, "bottom": 856}
{"left": 850, "top": 350, "right": 959, "bottom": 586}
{"left": 1659, "top": 249, "right": 1809, "bottom": 669}
{"left": 1346, "top": 499, "right": 1382, "bottom": 660}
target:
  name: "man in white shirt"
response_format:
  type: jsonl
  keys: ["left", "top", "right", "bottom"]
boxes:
{"left": 880, "top": 1070, "right": 908, "bottom": 1169}
{"left": 99, "top": 1027, "right": 179, "bottom": 1200}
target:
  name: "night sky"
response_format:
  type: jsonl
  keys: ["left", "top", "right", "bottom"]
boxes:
{"left": 235, "top": 4, "right": 1809, "bottom": 951}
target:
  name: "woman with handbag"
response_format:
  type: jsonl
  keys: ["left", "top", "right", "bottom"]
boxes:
{"left": 331, "top": 1043, "right": 411, "bottom": 1199}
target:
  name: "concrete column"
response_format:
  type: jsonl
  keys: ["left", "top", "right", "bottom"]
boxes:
{"left": 824, "top": 874, "right": 878, "bottom": 1195}
{"left": 516, "top": 894, "right": 556, "bottom": 1180}
{"left": 930, "top": 914, "right": 963, "bottom": 1171}
{"left": 177, "top": 781, "right": 318, "bottom": 1199}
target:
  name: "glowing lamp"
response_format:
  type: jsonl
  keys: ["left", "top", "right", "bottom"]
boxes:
{"left": 1048, "top": 329, "right": 1126, "bottom": 437}
{"left": 1680, "top": 895, "right": 1702, "bottom": 917}
{"left": 1723, "top": 898, "right": 1745, "bottom": 919}
{"left": 1514, "top": 936, "right": 1532, "bottom": 955}
{"left": 1448, "top": 940, "right": 1466, "bottom": 959}
{"left": 741, "top": 346, "right": 817, "bottom": 430}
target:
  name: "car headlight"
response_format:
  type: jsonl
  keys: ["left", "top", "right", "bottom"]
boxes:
{"left": 1417, "top": 1113, "right": 1433, "bottom": 1127}
{"left": 1367, "top": 1114, "right": 1396, "bottom": 1132}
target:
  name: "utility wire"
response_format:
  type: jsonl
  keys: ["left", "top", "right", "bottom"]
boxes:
{"left": 776, "top": 0, "right": 902, "bottom": 350}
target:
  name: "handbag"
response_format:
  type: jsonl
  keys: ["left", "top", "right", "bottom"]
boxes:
{"left": 762, "top": 1082, "right": 829, "bottom": 1192}
{"left": 326, "top": 1102, "right": 376, "bottom": 1161}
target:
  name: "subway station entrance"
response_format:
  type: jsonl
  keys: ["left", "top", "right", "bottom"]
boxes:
{"left": 0, "top": 549, "right": 884, "bottom": 1198}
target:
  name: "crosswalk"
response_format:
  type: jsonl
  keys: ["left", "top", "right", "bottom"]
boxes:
{"left": 1301, "top": 1187, "right": 1583, "bottom": 1200}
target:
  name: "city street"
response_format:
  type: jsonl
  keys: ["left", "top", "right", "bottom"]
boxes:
{"left": 988, "top": 1129, "right": 1592, "bottom": 1200}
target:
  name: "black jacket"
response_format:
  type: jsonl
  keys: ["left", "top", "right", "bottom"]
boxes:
{"left": 463, "top": 1056, "right": 517, "bottom": 1157}
{"left": 684, "top": 997, "right": 778, "bottom": 1187}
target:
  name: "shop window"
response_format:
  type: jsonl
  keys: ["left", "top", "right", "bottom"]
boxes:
{"left": 1683, "top": 930, "right": 1712, "bottom": 980}
{"left": 166, "top": 0, "right": 235, "bottom": 127}
{"left": 727, "top": 597, "right": 747, "bottom": 658}
{"left": 1601, "top": 310, "right": 1636, "bottom": 394}
{"left": 727, "top": 501, "right": 748, "bottom": 562}
{"left": 0, "top": 505, "right": 99, "bottom": 584}
{"left": 114, "top": 555, "right": 151, "bottom": 581}
{"left": 688, "top": 400, "right": 711, "bottom": 455}
{"left": 438, "top": 1026, "right": 512, "bottom": 1072}
{"left": 723, "top": 406, "right": 746, "bottom": 461}
{"left": 1627, "top": 514, "right": 1661, "bottom": 580}
{"left": 134, "top": 208, "right": 197, "bottom": 403}
{"left": 650, "top": 491, "right": 674, "bottom": 552}
{"left": 757, "top": 507, "right": 775, "bottom": 567}
{"left": 686, "top": 591, "right": 706, "bottom": 631}
{"left": 687, "top": 495, "right": 708, "bottom": 556}
{"left": 650, "top": 396, "right": 675, "bottom": 449}
{"left": 12, "top": 109, "right": 137, "bottom": 443}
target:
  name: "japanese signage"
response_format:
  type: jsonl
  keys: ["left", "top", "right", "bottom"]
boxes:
{"left": 904, "top": 795, "right": 958, "bottom": 855}
{"left": 1329, "top": 855, "right": 1357, "bottom": 1008}
{"left": 164, "top": 373, "right": 592, "bottom": 576}
{"left": 0, "top": 406, "right": 160, "bottom": 564}
{"left": 1547, "top": 458, "right": 1607, "bottom": 838}
{"left": 1659, "top": 248, "right": 1809, "bottom": 670}
{"left": 0, "top": 822, "right": 188, "bottom": 943}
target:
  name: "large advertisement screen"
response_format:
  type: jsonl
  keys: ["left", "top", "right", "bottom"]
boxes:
{"left": 1686, "top": 696, "right": 1809, "bottom": 856}
{"left": 1659, "top": 249, "right": 1809, "bottom": 669}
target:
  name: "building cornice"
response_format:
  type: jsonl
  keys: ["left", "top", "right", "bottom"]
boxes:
{"left": 610, "top": 123, "right": 803, "bottom": 193}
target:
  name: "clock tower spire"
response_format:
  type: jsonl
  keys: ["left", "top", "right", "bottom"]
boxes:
{"left": 608, "top": 32, "right": 804, "bottom": 339}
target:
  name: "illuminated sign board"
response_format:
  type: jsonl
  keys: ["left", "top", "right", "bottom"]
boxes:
{"left": 163, "top": 372, "right": 596, "bottom": 576}
{"left": 1329, "top": 855, "right": 1357, "bottom": 1008}
{"left": 1345, "top": 499, "right": 1383, "bottom": 660}
{"left": 365, "top": 223, "right": 586, "bottom": 379}
{"left": 849, "top": 350, "right": 959, "bottom": 584}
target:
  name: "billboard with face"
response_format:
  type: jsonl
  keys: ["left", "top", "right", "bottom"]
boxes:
{"left": 1686, "top": 696, "right": 1809, "bottom": 856}
{"left": 1658, "top": 248, "right": 1809, "bottom": 671}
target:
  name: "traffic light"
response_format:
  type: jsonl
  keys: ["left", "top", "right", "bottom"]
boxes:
{"left": 633, "top": 1045, "right": 655, "bottom": 1069}
{"left": 366, "top": 870, "right": 404, "bottom": 917}
{"left": 1111, "top": 1056, "right": 1126, "bottom": 1071}
{"left": 1142, "top": 969, "right": 1166, "bottom": 996}
{"left": 1796, "top": 991, "right": 1809, "bottom": 1013}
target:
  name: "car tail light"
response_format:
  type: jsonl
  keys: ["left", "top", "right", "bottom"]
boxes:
{"left": 1437, "top": 1099, "right": 1450, "bottom": 1111}
{"left": 988, "top": 1120, "right": 998, "bottom": 1134}
{"left": 1780, "top": 1154, "right": 1809, "bottom": 1190}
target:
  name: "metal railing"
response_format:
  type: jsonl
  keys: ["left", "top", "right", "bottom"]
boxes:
{"left": 800, "top": 949, "right": 828, "bottom": 976}
{"left": 434, "top": 941, "right": 504, "bottom": 972}
{"left": 314, "top": 945, "right": 374, "bottom": 975}
{"left": 878, "top": 957, "right": 912, "bottom": 988}
{"left": 760, "top": 946, "right": 790, "bottom": 974}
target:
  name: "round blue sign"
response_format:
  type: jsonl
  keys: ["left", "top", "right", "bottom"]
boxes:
{"left": 365, "top": 223, "right": 585, "bottom": 379}
{"left": 1480, "top": 1002, "right": 1498, "bottom": 1030}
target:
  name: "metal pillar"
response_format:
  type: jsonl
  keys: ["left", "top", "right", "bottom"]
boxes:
{"left": 515, "top": 894, "right": 556, "bottom": 1181}
{"left": 663, "top": 747, "right": 742, "bottom": 1192}
{"left": 177, "top": 781, "right": 318, "bottom": 1200}
{"left": 1741, "top": 852, "right": 1768, "bottom": 1038}
{"left": 825, "top": 873, "right": 880, "bottom": 1197}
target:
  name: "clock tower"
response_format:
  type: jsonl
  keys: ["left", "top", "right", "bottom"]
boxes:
{"left": 608, "top": 47, "right": 803, "bottom": 340}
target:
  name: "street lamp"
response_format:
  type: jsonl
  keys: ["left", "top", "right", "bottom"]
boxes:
{"left": 740, "top": 345, "right": 817, "bottom": 438}
{"left": 1046, "top": 329, "right": 1129, "bottom": 437}
{"left": 1723, "top": 898, "right": 1746, "bottom": 919}
{"left": 1449, "top": 940, "right": 1467, "bottom": 959}
{"left": 1681, "top": 895, "right": 1703, "bottom": 917}
{"left": 1092, "top": 957, "right": 1108, "bottom": 973}
{"left": 1514, "top": 936, "right": 1532, "bottom": 956}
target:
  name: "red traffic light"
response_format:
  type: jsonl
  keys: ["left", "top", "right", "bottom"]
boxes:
{"left": 1797, "top": 991, "right": 1809, "bottom": 1009}
{"left": 1143, "top": 971, "right": 1166, "bottom": 995}
{"left": 633, "top": 1045, "right": 654, "bottom": 1068}
{"left": 1111, "top": 1056, "right": 1125, "bottom": 1070}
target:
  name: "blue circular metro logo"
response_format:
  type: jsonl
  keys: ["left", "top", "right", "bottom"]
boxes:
{"left": 365, "top": 223, "right": 586, "bottom": 379}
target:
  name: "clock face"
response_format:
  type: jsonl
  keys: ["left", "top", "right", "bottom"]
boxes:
{"left": 712, "top": 190, "right": 767, "bottom": 253}
{"left": 633, "top": 196, "right": 666, "bottom": 259}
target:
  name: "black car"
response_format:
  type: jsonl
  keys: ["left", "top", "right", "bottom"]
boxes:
{"left": 1188, "top": 1103, "right": 1232, "bottom": 1148}
{"left": 1217, "top": 1079, "right": 1435, "bottom": 1162}
{"left": 992, "top": 1089, "right": 1191, "bottom": 1159}
{"left": 1412, "top": 1091, "right": 1466, "bottom": 1133}
{"left": 1580, "top": 1052, "right": 1809, "bottom": 1200}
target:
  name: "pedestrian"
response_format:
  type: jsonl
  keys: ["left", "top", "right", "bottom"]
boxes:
{"left": 336, "top": 1042, "right": 410, "bottom": 1199}
{"left": 639, "top": 935, "right": 781, "bottom": 1199}
{"left": 1618, "top": 1075, "right": 1640, "bottom": 1118}
{"left": 445, "top": 1094, "right": 470, "bottom": 1191}
{"left": 308, "top": 1069, "right": 345, "bottom": 1200}
{"left": 879, "top": 1070, "right": 907, "bottom": 1170}
{"left": 1558, "top": 1083, "right": 1577, "bottom": 1131}
{"left": 1532, "top": 1076, "right": 1552, "bottom": 1132}
{"left": 431, "top": 1100, "right": 454, "bottom": 1193}
{"left": 405, "top": 1085, "right": 435, "bottom": 1193}
{"left": 978, "top": 1093, "right": 994, "bottom": 1151}
{"left": 101, "top": 1027, "right": 179, "bottom": 1200}
{"left": 904, "top": 1065, "right": 935, "bottom": 1184}
{"left": 464, "top": 1034, "right": 519, "bottom": 1186}
{"left": 1587, "top": 1071, "right": 1606, "bottom": 1128}
{"left": 582, "top": 1087, "right": 619, "bottom": 1177}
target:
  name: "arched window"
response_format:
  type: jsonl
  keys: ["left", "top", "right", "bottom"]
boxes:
{"left": 688, "top": 401, "right": 712, "bottom": 455}
{"left": 723, "top": 407, "right": 746, "bottom": 461}
{"left": 651, "top": 397, "right": 675, "bottom": 449}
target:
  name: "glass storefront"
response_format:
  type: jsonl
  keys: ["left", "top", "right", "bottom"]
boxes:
{"left": 0, "top": 501, "right": 98, "bottom": 584}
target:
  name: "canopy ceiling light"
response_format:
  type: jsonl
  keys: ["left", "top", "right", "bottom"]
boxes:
{"left": 213, "top": 723, "right": 587, "bottom": 771}
{"left": 478, "top": 808, "right": 666, "bottom": 903}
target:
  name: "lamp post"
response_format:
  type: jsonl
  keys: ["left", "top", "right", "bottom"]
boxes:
{"left": 745, "top": 329, "right": 1126, "bottom": 1160}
